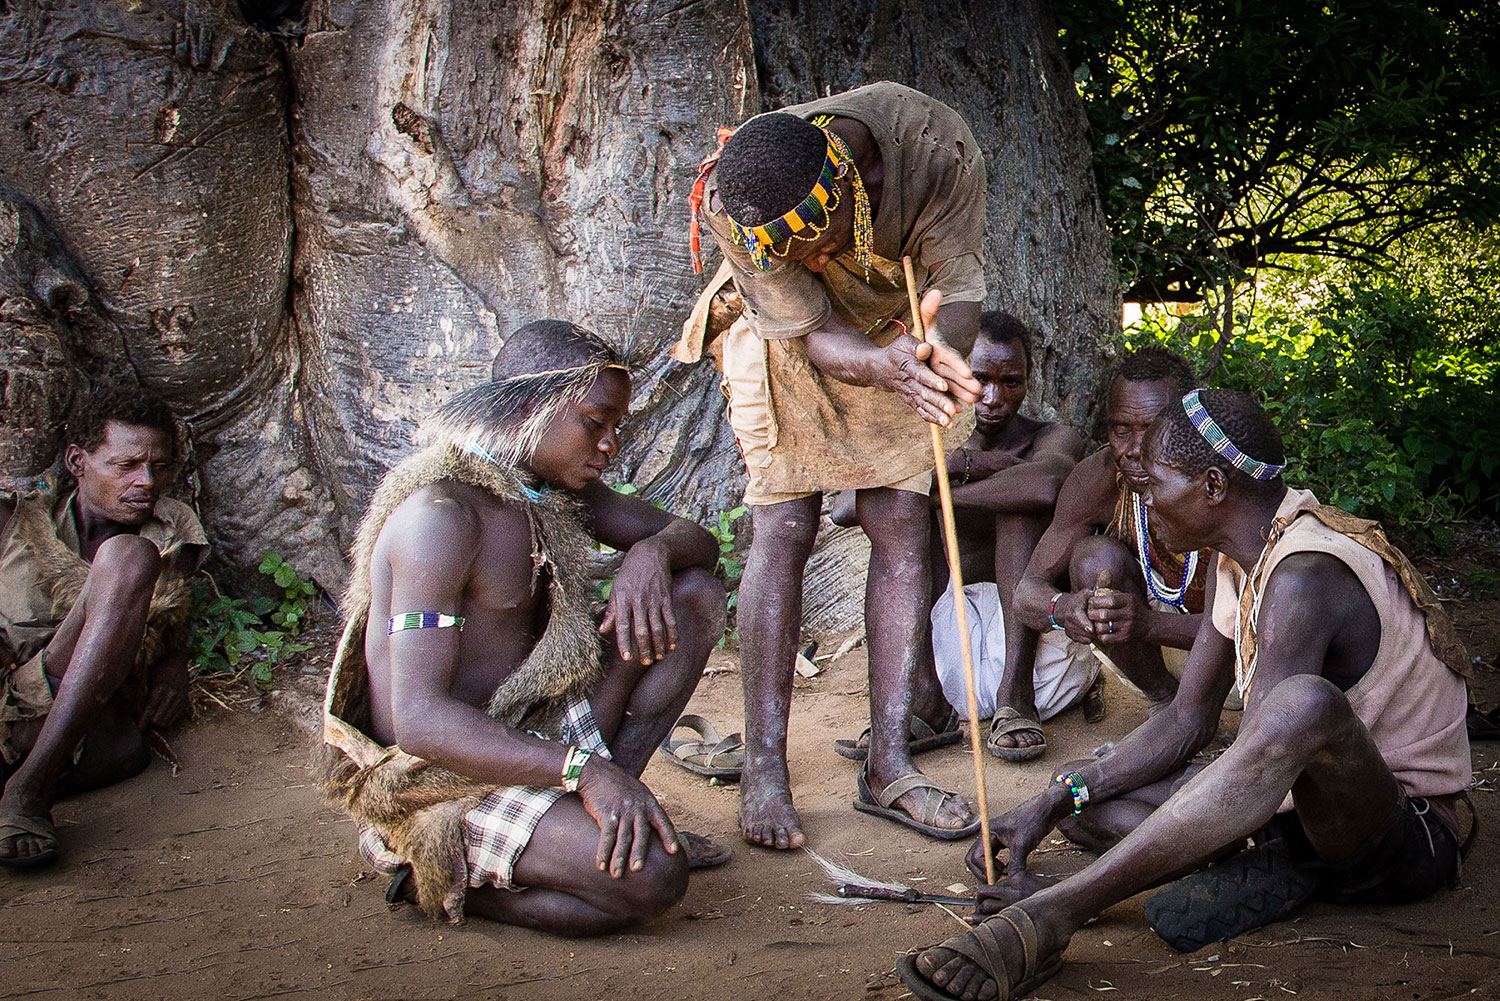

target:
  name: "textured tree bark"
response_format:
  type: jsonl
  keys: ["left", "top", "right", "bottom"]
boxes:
{"left": 0, "top": 0, "right": 1117, "bottom": 636}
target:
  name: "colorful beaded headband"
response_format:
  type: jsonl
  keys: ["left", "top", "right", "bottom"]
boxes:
{"left": 1181, "top": 389, "right": 1286, "bottom": 481}
{"left": 690, "top": 117, "right": 873, "bottom": 280}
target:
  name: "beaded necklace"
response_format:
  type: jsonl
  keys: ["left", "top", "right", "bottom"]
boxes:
{"left": 1131, "top": 491, "right": 1197, "bottom": 610}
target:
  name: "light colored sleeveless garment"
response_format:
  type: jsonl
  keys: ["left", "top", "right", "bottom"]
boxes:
{"left": 1210, "top": 488, "right": 1471, "bottom": 800}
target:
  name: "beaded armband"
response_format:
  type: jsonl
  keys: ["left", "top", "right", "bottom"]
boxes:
{"left": 1048, "top": 593, "right": 1066, "bottom": 631}
{"left": 561, "top": 745, "right": 592, "bottom": 792}
{"left": 1054, "top": 771, "right": 1090, "bottom": 815}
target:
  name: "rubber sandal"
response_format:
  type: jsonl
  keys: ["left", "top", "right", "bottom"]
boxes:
{"left": 833, "top": 708, "right": 964, "bottom": 762}
{"left": 384, "top": 862, "right": 414, "bottom": 905}
{"left": 897, "top": 902, "right": 1063, "bottom": 1000}
{"left": 1082, "top": 677, "right": 1107, "bottom": 724}
{"left": 680, "top": 830, "right": 731, "bottom": 870}
{"left": 0, "top": 813, "right": 58, "bottom": 868}
{"left": 986, "top": 706, "right": 1046, "bottom": 763}
{"left": 658, "top": 714, "right": 743, "bottom": 781}
{"left": 853, "top": 766, "right": 981, "bottom": 840}
{"left": 1145, "top": 839, "right": 1318, "bottom": 952}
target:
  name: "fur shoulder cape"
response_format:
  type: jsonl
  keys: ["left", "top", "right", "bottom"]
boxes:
{"left": 319, "top": 443, "right": 601, "bottom": 921}
{"left": 9, "top": 492, "right": 192, "bottom": 698}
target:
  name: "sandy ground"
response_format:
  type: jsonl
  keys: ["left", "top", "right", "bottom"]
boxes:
{"left": 4, "top": 585, "right": 1500, "bottom": 1000}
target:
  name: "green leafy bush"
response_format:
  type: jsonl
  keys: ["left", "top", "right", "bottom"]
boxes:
{"left": 1128, "top": 261, "right": 1500, "bottom": 548}
{"left": 188, "top": 552, "right": 316, "bottom": 686}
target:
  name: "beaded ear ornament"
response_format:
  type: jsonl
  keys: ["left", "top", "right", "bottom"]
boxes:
{"left": 690, "top": 114, "right": 873, "bottom": 281}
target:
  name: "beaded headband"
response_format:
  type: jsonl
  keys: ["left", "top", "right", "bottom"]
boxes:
{"left": 1181, "top": 389, "right": 1286, "bottom": 481}
{"left": 690, "top": 117, "right": 874, "bottom": 280}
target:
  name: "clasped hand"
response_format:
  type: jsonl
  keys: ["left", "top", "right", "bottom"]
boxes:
{"left": 882, "top": 289, "right": 980, "bottom": 427}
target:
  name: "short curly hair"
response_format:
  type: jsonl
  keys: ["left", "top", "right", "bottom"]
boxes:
{"left": 715, "top": 112, "right": 829, "bottom": 227}
{"left": 492, "top": 320, "right": 623, "bottom": 380}
{"left": 977, "top": 311, "right": 1034, "bottom": 367}
{"left": 66, "top": 384, "right": 178, "bottom": 456}
{"left": 1151, "top": 388, "right": 1286, "bottom": 494}
{"left": 1114, "top": 345, "right": 1196, "bottom": 395}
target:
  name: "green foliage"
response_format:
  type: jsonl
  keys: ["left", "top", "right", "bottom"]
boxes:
{"left": 710, "top": 505, "right": 749, "bottom": 647}
{"left": 188, "top": 552, "right": 316, "bottom": 686}
{"left": 1129, "top": 235, "right": 1500, "bottom": 546}
{"left": 1056, "top": 0, "right": 1500, "bottom": 303}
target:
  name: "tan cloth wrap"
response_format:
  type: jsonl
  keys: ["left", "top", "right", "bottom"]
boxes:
{"left": 675, "top": 83, "right": 984, "bottom": 498}
{"left": 1210, "top": 488, "right": 1472, "bottom": 801}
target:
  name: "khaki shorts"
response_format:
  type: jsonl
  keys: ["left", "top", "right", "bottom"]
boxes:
{"left": 721, "top": 321, "right": 933, "bottom": 506}
{"left": 0, "top": 649, "right": 55, "bottom": 765}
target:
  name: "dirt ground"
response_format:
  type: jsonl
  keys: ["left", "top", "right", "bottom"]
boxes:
{"left": 6, "top": 560, "right": 1500, "bottom": 1000}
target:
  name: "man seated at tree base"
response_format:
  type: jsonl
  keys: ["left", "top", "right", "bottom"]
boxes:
{"left": 320, "top": 321, "right": 727, "bottom": 935}
{"left": 834, "top": 312, "right": 1087, "bottom": 761}
{"left": 900, "top": 389, "right": 1471, "bottom": 1001}
{"left": 0, "top": 387, "right": 205, "bottom": 866}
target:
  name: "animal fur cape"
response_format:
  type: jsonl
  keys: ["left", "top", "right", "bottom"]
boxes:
{"left": 318, "top": 443, "right": 601, "bottom": 921}
{"left": 9, "top": 495, "right": 192, "bottom": 709}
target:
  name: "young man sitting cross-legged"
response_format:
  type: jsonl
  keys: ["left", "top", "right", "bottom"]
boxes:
{"left": 320, "top": 321, "right": 727, "bottom": 935}
{"left": 901, "top": 389, "right": 1471, "bottom": 1001}
{"left": 0, "top": 387, "right": 205, "bottom": 866}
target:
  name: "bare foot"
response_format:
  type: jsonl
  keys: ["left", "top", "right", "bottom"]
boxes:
{"left": 738, "top": 772, "right": 805, "bottom": 849}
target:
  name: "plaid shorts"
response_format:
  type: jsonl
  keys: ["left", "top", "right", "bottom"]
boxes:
{"left": 358, "top": 698, "right": 611, "bottom": 891}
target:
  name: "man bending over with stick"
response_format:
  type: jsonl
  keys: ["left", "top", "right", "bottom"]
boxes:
{"left": 900, "top": 389, "right": 1471, "bottom": 1001}
{"left": 320, "top": 321, "right": 727, "bottom": 934}
{"left": 1, "top": 386, "right": 205, "bottom": 866}
{"left": 680, "top": 82, "right": 987, "bottom": 848}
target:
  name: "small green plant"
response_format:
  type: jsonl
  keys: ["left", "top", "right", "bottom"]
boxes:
{"left": 710, "top": 505, "right": 748, "bottom": 647}
{"left": 188, "top": 552, "right": 316, "bottom": 686}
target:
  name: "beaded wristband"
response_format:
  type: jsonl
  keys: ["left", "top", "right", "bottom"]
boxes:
{"left": 1053, "top": 771, "right": 1090, "bottom": 815}
{"left": 1048, "top": 593, "right": 1066, "bottom": 631}
{"left": 561, "top": 745, "right": 592, "bottom": 792}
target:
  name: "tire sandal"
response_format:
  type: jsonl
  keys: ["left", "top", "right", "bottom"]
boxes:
{"left": 853, "top": 766, "right": 981, "bottom": 840}
{"left": 987, "top": 706, "right": 1046, "bottom": 763}
{"left": 833, "top": 708, "right": 964, "bottom": 762}
{"left": 0, "top": 813, "right": 57, "bottom": 868}
{"left": 679, "top": 830, "right": 731, "bottom": 870}
{"left": 897, "top": 902, "right": 1063, "bottom": 1001}
{"left": 658, "top": 714, "right": 744, "bottom": 781}
{"left": 1145, "top": 839, "right": 1317, "bottom": 952}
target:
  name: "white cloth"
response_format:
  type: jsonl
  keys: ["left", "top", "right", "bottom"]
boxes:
{"left": 931, "top": 582, "right": 1099, "bottom": 722}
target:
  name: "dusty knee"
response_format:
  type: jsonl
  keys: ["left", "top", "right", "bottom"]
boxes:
{"left": 1069, "top": 535, "right": 1132, "bottom": 589}
{"left": 1241, "top": 674, "right": 1353, "bottom": 755}
{"left": 604, "top": 847, "right": 688, "bottom": 920}
{"left": 89, "top": 534, "right": 162, "bottom": 597}
{"left": 749, "top": 500, "right": 819, "bottom": 555}
{"left": 671, "top": 567, "right": 727, "bottom": 637}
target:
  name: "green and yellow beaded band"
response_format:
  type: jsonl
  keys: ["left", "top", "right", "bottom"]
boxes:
{"left": 562, "top": 745, "right": 592, "bottom": 792}
{"left": 1054, "top": 771, "right": 1090, "bottom": 815}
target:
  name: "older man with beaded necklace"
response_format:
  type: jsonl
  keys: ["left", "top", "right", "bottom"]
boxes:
{"left": 901, "top": 389, "right": 1471, "bottom": 1001}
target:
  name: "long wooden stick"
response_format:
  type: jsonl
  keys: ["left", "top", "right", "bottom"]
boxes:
{"left": 902, "top": 255, "right": 995, "bottom": 886}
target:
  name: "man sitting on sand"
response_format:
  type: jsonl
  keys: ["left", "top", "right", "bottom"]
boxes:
{"left": 1, "top": 386, "right": 206, "bottom": 866}
{"left": 901, "top": 389, "right": 1471, "bottom": 1001}
{"left": 320, "top": 321, "right": 727, "bottom": 935}
{"left": 1010, "top": 346, "right": 1208, "bottom": 729}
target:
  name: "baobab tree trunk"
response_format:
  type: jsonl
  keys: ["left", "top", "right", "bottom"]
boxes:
{"left": 0, "top": 0, "right": 1117, "bottom": 634}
